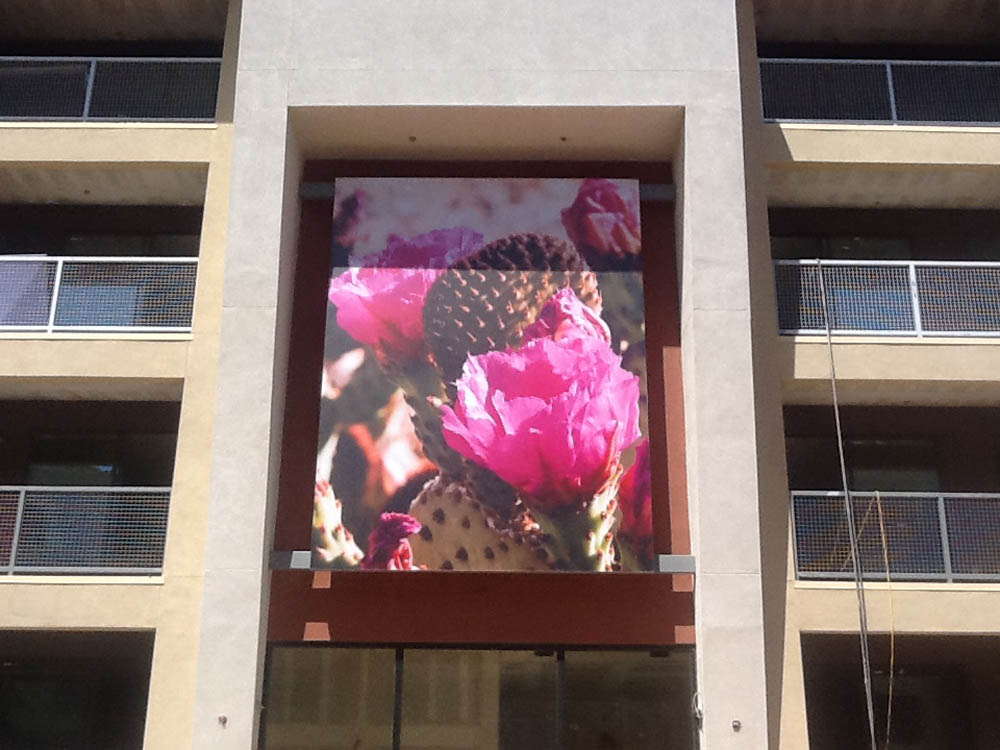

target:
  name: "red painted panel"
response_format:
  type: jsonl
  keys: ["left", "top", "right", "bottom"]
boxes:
{"left": 269, "top": 569, "right": 694, "bottom": 646}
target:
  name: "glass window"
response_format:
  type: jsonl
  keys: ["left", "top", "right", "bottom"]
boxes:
{"left": 563, "top": 650, "right": 696, "bottom": 750}
{"left": 263, "top": 647, "right": 396, "bottom": 750}
{"left": 847, "top": 439, "right": 941, "bottom": 492}
{"left": 54, "top": 282, "right": 142, "bottom": 328}
{"left": 401, "top": 649, "right": 557, "bottom": 750}
{"left": 262, "top": 647, "right": 696, "bottom": 750}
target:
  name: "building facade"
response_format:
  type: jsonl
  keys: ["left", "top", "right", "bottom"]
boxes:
{"left": 0, "top": 0, "right": 998, "bottom": 748}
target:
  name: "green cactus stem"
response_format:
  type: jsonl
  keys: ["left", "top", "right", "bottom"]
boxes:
{"left": 526, "top": 469, "right": 623, "bottom": 572}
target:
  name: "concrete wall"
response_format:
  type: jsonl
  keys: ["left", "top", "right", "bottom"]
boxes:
{"left": 196, "top": 0, "right": 782, "bottom": 747}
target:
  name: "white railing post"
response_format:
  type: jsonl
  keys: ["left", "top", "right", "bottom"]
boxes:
{"left": 937, "top": 496, "right": 954, "bottom": 583}
{"left": 789, "top": 492, "right": 800, "bottom": 579}
{"left": 82, "top": 59, "right": 98, "bottom": 119}
{"left": 8, "top": 489, "right": 27, "bottom": 573}
{"left": 45, "top": 259, "right": 64, "bottom": 334}
{"left": 907, "top": 263, "right": 924, "bottom": 336}
{"left": 885, "top": 62, "right": 899, "bottom": 124}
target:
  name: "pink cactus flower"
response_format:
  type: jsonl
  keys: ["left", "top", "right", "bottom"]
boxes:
{"left": 440, "top": 335, "right": 641, "bottom": 510}
{"left": 619, "top": 439, "right": 653, "bottom": 542}
{"left": 363, "top": 512, "right": 423, "bottom": 570}
{"left": 522, "top": 288, "right": 611, "bottom": 344}
{"left": 561, "top": 178, "right": 641, "bottom": 270}
{"left": 328, "top": 228, "right": 483, "bottom": 364}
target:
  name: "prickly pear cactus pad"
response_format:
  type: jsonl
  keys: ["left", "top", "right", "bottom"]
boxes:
{"left": 315, "top": 178, "right": 658, "bottom": 572}
{"left": 423, "top": 233, "right": 602, "bottom": 386}
{"left": 408, "top": 477, "right": 560, "bottom": 571}
{"left": 312, "top": 481, "right": 364, "bottom": 569}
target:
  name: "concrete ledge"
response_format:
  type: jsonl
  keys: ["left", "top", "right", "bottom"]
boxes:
{"left": 0, "top": 123, "right": 227, "bottom": 164}
{"left": 0, "top": 339, "right": 188, "bottom": 400}
{"left": 787, "top": 584, "right": 1000, "bottom": 634}
{"left": 762, "top": 122, "right": 1000, "bottom": 167}
{"left": 779, "top": 337, "right": 1000, "bottom": 405}
{"left": 0, "top": 581, "right": 165, "bottom": 629}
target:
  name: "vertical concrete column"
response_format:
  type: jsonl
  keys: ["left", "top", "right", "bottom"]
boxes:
{"left": 191, "top": 56, "right": 302, "bottom": 747}
{"left": 779, "top": 625, "right": 811, "bottom": 748}
{"left": 143, "top": 133, "right": 233, "bottom": 750}
{"left": 678, "top": 94, "right": 772, "bottom": 747}
{"left": 736, "top": 0, "right": 793, "bottom": 743}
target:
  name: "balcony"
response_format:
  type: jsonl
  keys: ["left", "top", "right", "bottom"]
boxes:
{"left": 0, "top": 204, "right": 201, "bottom": 336}
{"left": 791, "top": 491, "right": 1000, "bottom": 583}
{"left": 775, "top": 259, "right": 1000, "bottom": 336}
{"left": 0, "top": 255, "right": 197, "bottom": 334}
{"left": 0, "top": 56, "right": 221, "bottom": 121}
{"left": 760, "top": 58, "right": 1000, "bottom": 125}
{"left": 0, "top": 400, "right": 178, "bottom": 575}
{"left": 785, "top": 405, "right": 1000, "bottom": 583}
{"left": 0, "top": 486, "right": 169, "bottom": 574}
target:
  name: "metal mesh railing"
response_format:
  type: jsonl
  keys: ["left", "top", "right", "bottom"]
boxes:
{"left": 0, "top": 487, "right": 170, "bottom": 574}
{"left": 0, "top": 57, "right": 220, "bottom": 121}
{"left": 0, "top": 256, "right": 197, "bottom": 333}
{"left": 775, "top": 259, "right": 1000, "bottom": 337}
{"left": 792, "top": 491, "right": 1000, "bottom": 582}
{"left": 761, "top": 58, "right": 1000, "bottom": 125}
{"left": 761, "top": 60, "right": 893, "bottom": 121}
{"left": 0, "top": 60, "right": 91, "bottom": 117}
{"left": 914, "top": 264, "right": 1000, "bottom": 333}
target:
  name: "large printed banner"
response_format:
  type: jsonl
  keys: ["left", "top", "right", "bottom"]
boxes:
{"left": 314, "top": 178, "right": 654, "bottom": 572}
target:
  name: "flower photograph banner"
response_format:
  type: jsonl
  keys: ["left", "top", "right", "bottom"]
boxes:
{"left": 314, "top": 178, "right": 654, "bottom": 572}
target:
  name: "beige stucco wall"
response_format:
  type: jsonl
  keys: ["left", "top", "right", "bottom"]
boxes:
{"left": 0, "top": 122, "right": 232, "bottom": 750}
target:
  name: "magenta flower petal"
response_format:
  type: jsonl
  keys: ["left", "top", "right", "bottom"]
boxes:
{"left": 561, "top": 179, "right": 641, "bottom": 270}
{"left": 441, "top": 336, "right": 641, "bottom": 510}
{"left": 363, "top": 512, "right": 423, "bottom": 570}
{"left": 329, "top": 227, "right": 483, "bottom": 364}
{"left": 360, "top": 227, "right": 484, "bottom": 269}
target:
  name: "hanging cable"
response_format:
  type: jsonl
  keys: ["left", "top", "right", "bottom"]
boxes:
{"left": 816, "top": 259, "right": 878, "bottom": 750}
{"left": 875, "top": 490, "right": 896, "bottom": 749}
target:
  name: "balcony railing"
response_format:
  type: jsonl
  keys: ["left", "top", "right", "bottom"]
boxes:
{"left": 0, "top": 255, "right": 197, "bottom": 333}
{"left": 760, "top": 58, "right": 1000, "bottom": 125}
{"left": 775, "top": 259, "right": 1000, "bottom": 337}
{"left": 792, "top": 491, "right": 1000, "bottom": 582}
{"left": 0, "top": 56, "right": 220, "bottom": 121}
{"left": 0, "top": 486, "right": 170, "bottom": 574}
